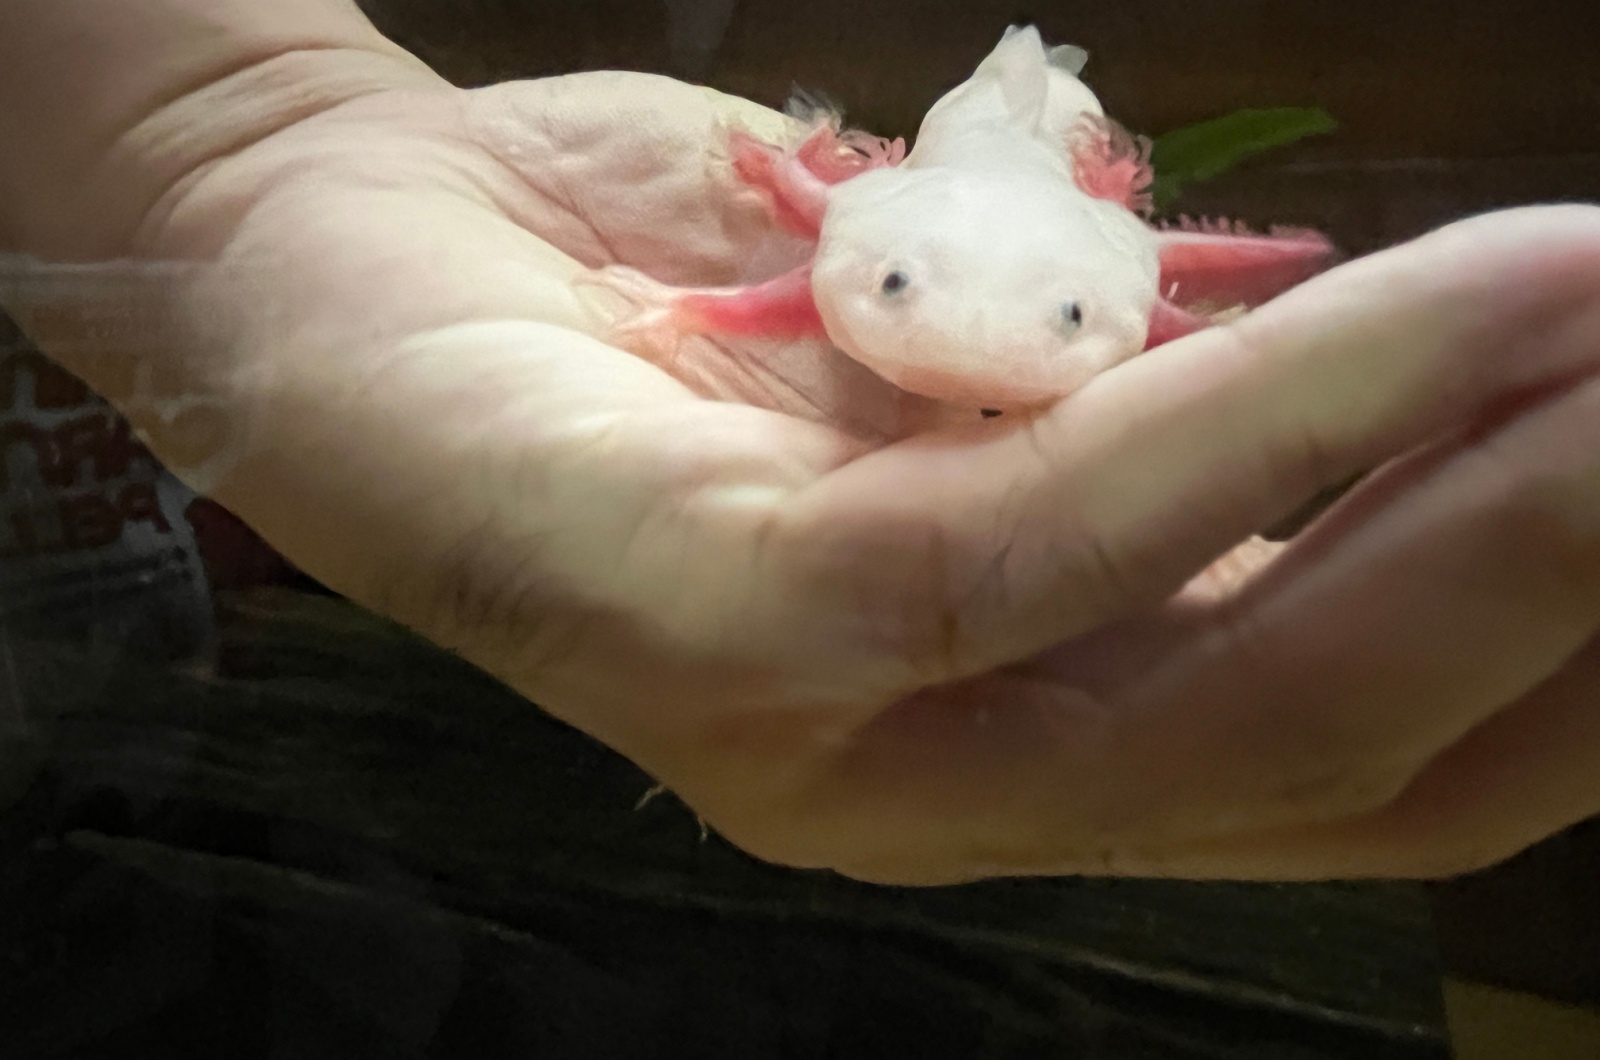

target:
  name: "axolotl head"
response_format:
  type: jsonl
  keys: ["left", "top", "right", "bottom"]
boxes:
{"left": 808, "top": 162, "right": 1161, "bottom": 409}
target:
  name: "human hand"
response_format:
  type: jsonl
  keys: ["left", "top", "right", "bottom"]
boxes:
{"left": 10, "top": 28, "right": 1600, "bottom": 885}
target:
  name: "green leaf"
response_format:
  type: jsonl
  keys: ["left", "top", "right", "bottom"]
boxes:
{"left": 1148, "top": 107, "right": 1337, "bottom": 209}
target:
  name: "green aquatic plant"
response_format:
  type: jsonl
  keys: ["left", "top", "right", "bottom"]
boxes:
{"left": 1148, "top": 107, "right": 1338, "bottom": 209}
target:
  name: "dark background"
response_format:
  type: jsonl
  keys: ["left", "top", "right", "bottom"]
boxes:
{"left": 361, "top": 0, "right": 1600, "bottom": 255}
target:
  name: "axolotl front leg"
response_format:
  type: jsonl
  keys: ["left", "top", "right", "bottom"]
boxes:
{"left": 1145, "top": 220, "right": 1339, "bottom": 349}
{"left": 575, "top": 122, "right": 904, "bottom": 365}
{"left": 1066, "top": 115, "right": 1339, "bottom": 350}
{"left": 576, "top": 261, "right": 828, "bottom": 364}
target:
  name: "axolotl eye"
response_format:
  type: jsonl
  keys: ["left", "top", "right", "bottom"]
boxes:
{"left": 1058, "top": 300, "right": 1085, "bottom": 335}
{"left": 880, "top": 270, "right": 910, "bottom": 295}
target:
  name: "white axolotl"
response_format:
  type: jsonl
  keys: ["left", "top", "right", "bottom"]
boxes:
{"left": 580, "top": 24, "right": 1336, "bottom": 410}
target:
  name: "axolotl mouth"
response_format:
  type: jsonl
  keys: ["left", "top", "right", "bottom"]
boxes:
{"left": 831, "top": 339, "right": 1131, "bottom": 410}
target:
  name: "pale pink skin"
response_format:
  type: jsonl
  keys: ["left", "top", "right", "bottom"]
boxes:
{"left": 583, "top": 26, "right": 1336, "bottom": 411}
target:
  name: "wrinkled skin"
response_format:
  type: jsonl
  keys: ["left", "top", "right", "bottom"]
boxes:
{"left": 13, "top": 38, "right": 1600, "bottom": 884}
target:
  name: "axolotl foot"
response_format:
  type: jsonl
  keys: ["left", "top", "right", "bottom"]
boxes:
{"left": 574, "top": 261, "right": 829, "bottom": 368}
{"left": 572, "top": 264, "right": 701, "bottom": 366}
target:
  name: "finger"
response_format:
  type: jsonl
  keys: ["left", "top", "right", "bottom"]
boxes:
{"left": 1173, "top": 534, "right": 1286, "bottom": 604}
{"left": 767, "top": 205, "right": 1600, "bottom": 691}
{"left": 831, "top": 628, "right": 1600, "bottom": 883}
{"left": 1095, "top": 360, "right": 1600, "bottom": 841}
{"left": 1113, "top": 632, "right": 1600, "bottom": 881}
